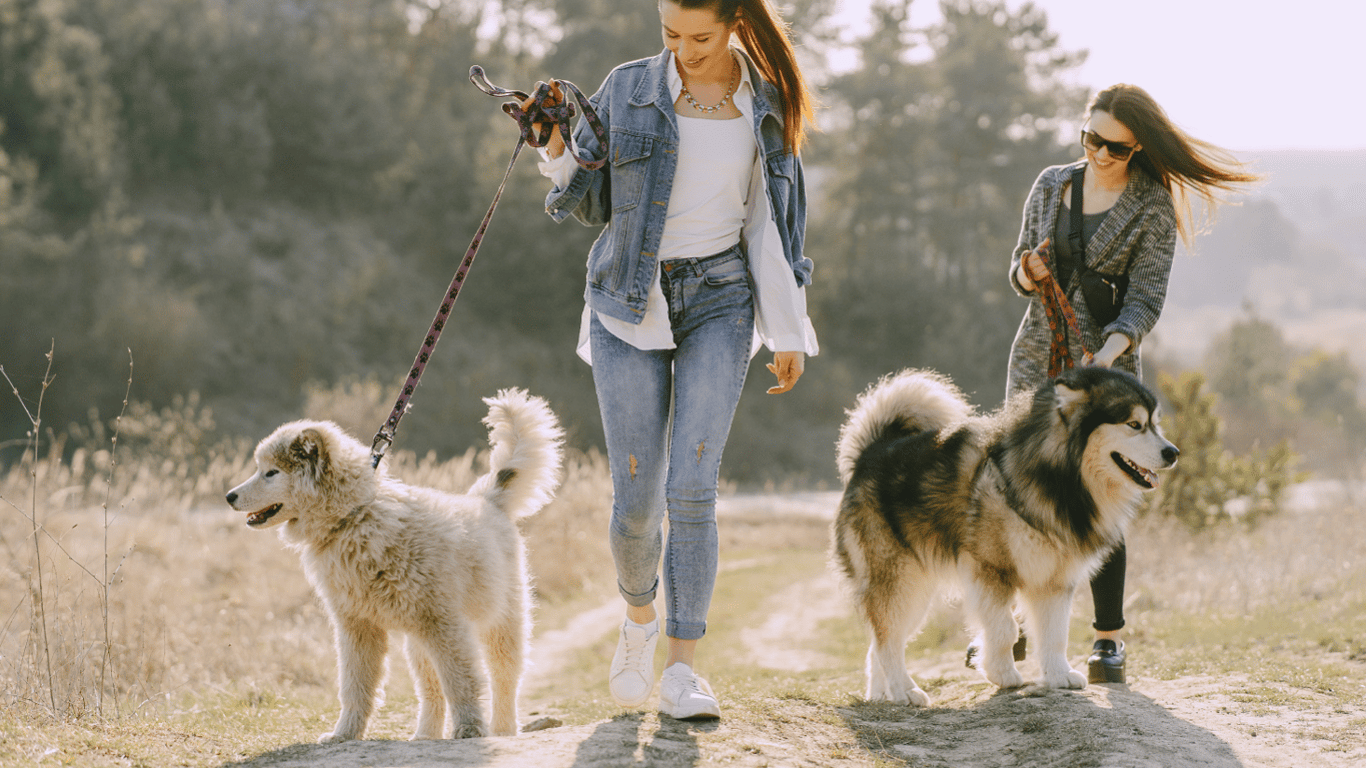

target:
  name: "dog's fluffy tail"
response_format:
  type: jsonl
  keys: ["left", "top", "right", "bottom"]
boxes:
{"left": 470, "top": 388, "right": 565, "bottom": 519}
{"left": 835, "top": 369, "right": 972, "bottom": 484}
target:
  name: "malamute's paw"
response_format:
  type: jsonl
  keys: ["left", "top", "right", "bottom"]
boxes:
{"left": 453, "top": 722, "right": 487, "bottom": 739}
{"left": 1040, "top": 667, "right": 1087, "bottom": 690}
{"left": 410, "top": 729, "right": 441, "bottom": 741}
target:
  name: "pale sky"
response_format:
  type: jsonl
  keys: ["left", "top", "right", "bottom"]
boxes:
{"left": 825, "top": 0, "right": 1365, "bottom": 152}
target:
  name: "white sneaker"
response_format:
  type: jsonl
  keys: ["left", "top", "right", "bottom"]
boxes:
{"left": 659, "top": 662, "right": 720, "bottom": 720}
{"left": 609, "top": 618, "right": 659, "bottom": 708}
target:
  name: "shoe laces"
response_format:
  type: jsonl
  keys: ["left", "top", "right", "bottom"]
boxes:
{"left": 667, "top": 666, "right": 704, "bottom": 695}
{"left": 618, "top": 624, "right": 652, "bottom": 669}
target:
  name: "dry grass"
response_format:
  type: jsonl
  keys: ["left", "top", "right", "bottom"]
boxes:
{"left": 3, "top": 375, "right": 1366, "bottom": 765}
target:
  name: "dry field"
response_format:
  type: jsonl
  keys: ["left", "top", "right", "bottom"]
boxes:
{"left": 2, "top": 397, "right": 1365, "bottom": 766}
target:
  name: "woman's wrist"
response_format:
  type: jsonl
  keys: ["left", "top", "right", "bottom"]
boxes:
{"left": 1097, "top": 333, "right": 1130, "bottom": 364}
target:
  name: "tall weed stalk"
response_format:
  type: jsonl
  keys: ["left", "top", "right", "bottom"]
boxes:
{"left": 1, "top": 346, "right": 132, "bottom": 718}
{"left": 2, "top": 344, "right": 58, "bottom": 713}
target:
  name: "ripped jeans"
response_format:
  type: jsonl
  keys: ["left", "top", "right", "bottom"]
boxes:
{"left": 589, "top": 246, "right": 754, "bottom": 641}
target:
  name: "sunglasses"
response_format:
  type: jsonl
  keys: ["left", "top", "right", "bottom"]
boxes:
{"left": 1080, "top": 129, "right": 1138, "bottom": 161}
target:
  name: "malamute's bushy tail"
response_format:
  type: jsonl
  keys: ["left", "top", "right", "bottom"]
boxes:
{"left": 470, "top": 388, "right": 565, "bottom": 518}
{"left": 836, "top": 369, "right": 972, "bottom": 484}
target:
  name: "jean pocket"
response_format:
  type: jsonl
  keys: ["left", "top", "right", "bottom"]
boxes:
{"left": 702, "top": 256, "right": 748, "bottom": 286}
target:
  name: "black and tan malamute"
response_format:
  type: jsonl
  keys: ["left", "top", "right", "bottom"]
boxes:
{"left": 832, "top": 367, "right": 1177, "bottom": 705}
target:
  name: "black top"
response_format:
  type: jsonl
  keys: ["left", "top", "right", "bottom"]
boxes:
{"left": 1053, "top": 202, "right": 1108, "bottom": 291}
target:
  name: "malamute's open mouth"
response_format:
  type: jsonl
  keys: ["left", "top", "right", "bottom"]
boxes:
{"left": 1112, "top": 452, "right": 1158, "bottom": 489}
{"left": 247, "top": 504, "right": 283, "bottom": 527}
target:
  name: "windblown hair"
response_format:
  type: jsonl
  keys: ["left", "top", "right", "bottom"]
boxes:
{"left": 675, "top": 0, "right": 817, "bottom": 152}
{"left": 1089, "top": 84, "right": 1260, "bottom": 247}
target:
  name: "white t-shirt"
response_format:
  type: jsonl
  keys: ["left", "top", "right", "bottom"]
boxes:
{"left": 657, "top": 114, "right": 753, "bottom": 259}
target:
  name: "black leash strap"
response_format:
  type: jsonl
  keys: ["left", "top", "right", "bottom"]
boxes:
{"left": 369, "top": 67, "right": 608, "bottom": 468}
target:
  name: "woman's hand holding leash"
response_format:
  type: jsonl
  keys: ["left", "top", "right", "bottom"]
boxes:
{"left": 519, "top": 83, "right": 566, "bottom": 159}
{"left": 1017, "top": 237, "right": 1050, "bottom": 292}
{"left": 767, "top": 351, "right": 804, "bottom": 394}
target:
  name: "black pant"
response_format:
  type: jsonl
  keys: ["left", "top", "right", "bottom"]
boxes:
{"left": 1090, "top": 540, "right": 1126, "bottom": 632}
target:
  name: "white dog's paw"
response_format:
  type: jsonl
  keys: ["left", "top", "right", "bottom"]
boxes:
{"left": 871, "top": 682, "right": 930, "bottom": 707}
{"left": 902, "top": 687, "right": 931, "bottom": 707}
{"left": 986, "top": 666, "right": 1026, "bottom": 690}
{"left": 410, "top": 729, "right": 441, "bottom": 741}
{"left": 318, "top": 731, "right": 355, "bottom": 744}
{"left": 1040, "top": 667, "right": 1087, "bottom": 690}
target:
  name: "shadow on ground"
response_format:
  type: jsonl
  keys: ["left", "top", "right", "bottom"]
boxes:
{"left": 217, "top": 713, "right": 721, "bottom": 768}
{"left": 840, "top": 681, "right": 1245, "bottom": 768}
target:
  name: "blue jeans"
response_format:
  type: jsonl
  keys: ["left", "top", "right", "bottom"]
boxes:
{"left": 590, "top": 246, "right": 754, "bottom": 641}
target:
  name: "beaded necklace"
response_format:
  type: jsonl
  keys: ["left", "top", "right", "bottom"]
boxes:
{"left": 679, "top": 58, "right": 738, "bottom": 114}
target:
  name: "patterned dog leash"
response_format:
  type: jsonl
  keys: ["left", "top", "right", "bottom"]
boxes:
{"left": 369, "top": 67, "right": 608, "bottom": 468}
{"left": 1033, "top": 253, "right": 1092, "bottom": 378}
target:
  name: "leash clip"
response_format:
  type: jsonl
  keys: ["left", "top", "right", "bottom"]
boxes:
{"left": 370, "top": 428, "right": 394, "bottom": 469}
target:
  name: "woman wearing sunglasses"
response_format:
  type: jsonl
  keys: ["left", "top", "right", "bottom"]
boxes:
{"left": 1004, "top": 83, "right": 1256, "bottom": 683}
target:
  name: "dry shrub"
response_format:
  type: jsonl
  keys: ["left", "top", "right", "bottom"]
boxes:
{"left": 1152, "top": 370, "right": 1307, "bottom": 529}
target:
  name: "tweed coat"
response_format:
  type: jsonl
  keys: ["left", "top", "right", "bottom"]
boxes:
{"left": 1005, "top": 160, "right": 1177, "bottom": 398}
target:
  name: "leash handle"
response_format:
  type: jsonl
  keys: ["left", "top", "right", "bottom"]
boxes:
{"left": 469, "top": 65, "right": 608, "bottom": 170}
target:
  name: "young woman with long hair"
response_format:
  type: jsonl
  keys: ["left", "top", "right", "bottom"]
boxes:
{"left": 524, "top": 0, "right": 818, "bottom": 719}
{"left": 1006, "top": 83, "right": 1258, "bottom": 683}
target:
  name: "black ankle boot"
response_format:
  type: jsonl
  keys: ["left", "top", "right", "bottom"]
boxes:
{"left": 1087, "top": 639, "right": 1125, "bottom": 683}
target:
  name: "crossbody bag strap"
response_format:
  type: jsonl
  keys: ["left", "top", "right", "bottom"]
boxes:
{"left": 1069, "top": 164, "right": 1086, "bottom": 265}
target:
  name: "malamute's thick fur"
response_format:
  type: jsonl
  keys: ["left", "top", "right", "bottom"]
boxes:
{"left": 833, "top": 367, "right": 1177, "bottom": 705}
{"left": 226, "top": 389, "right": 563, "bottom": 741}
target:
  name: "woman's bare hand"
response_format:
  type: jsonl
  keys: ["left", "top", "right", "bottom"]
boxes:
{"left": 766, "top": 351, "right": 805, "bottom": 394}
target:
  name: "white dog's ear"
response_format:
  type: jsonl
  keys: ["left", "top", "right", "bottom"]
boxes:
{"left": 1053, "top": 381, "right": 1087, "bottom": 423}
{"left": 290, "top": 428, "right": 330, "bottom": 478}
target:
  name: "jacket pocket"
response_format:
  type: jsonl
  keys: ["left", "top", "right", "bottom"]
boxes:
{"left": 765, "top": 152, "right": 794, "bottom": 193}
{"left": 609, "top": 132, "right": 653, "bottom": 213}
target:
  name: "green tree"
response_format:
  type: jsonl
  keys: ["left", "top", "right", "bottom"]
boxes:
{"left": 0, "top": 0, "right": 123, "bottom": 217}
{"left": 1290, "top": 349, "right": 1366, "bottom": 451}
{"left": 1206, "top": 310, "right": 1295, "bottom": 418}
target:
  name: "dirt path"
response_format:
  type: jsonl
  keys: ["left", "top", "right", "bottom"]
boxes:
{"left": 226, "top": 670, "right": 1366, "bottom": 768}
{"left": 226, "top": 490, "right": 1366, "bottom": 768}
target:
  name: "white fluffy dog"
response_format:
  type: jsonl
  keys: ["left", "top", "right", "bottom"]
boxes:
{"left": 226, "top": 389, "right": 563, "bottom": 741}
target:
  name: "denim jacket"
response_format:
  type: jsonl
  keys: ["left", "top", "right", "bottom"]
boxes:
{"left": 545, "top": 48, "right": 811, "bottom": 325}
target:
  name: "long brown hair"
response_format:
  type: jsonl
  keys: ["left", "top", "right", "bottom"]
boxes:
{"left": 1090, "top": 84, "right": 1259, "bottom": 247}
{"left": 672, "top": 0, "right": 817, "bottom": 153}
